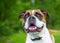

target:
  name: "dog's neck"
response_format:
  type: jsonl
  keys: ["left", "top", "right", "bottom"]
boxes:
{"left": 26, "top": 23, "right": 53, "bottom": 43}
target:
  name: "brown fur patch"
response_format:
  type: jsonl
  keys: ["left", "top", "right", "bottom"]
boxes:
{"left": 21, "top": 9, "right": 47, "bottom": 26}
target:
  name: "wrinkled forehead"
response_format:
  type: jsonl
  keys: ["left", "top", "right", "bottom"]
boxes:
{"left": 25, "top": 9, "right": 44, "bottom": 15}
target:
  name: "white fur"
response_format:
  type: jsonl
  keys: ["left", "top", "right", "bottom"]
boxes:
{"left": 24, "top": 18, "right": 29, "bottom": 29}
{"left": 32, "top": 10, "right": 34, "bottom": 15}
{"left": 24, "top": 14, "right": 44, "bottom": 30}
{"left": 26, "top": 25, "right": 54, "bottom": 43}
{"left": 51, "top": 35, "right": 55, "bottom": 43}
{"left": 24, "top": 10, "right": 54, "bottom": 43}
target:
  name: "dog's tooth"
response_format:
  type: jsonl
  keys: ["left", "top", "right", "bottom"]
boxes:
{"left": 35, "top": 27, "right": 37, "bottom": 29}
{"left": 32, "top": 28, "right": 33, "bottom": 29}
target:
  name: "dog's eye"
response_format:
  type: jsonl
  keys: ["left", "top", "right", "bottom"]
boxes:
{"left": 24, "top": 13, "right": 30, "bottom": 20}
{"left": 35, "top": 12, "right": 42, "bottom": 20}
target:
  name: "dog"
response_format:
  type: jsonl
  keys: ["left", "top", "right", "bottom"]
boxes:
{"left": 19, "top": 9, "right": 55, "bottom": 43}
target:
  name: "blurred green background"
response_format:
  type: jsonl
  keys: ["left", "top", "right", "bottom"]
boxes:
{"left": 0, "top": 0, "right": 60, "bottom": 43}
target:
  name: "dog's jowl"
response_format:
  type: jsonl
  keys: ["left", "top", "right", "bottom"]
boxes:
{"left": 19, "top": 9, "right": 55, "bottom": 43}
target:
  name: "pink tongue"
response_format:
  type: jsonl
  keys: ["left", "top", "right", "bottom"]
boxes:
{"left": 29, "top": 26, "right": 37, "bottom": 30}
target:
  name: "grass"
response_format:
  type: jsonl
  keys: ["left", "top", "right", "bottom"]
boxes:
{"left": 53, "top": 32, "right": 60, "bottom": 43}
{"left": 0, "top": 31, "right": 60, "bottom": 43}
{"left": 6, "top": 31, "right": 26, "bottom": 43}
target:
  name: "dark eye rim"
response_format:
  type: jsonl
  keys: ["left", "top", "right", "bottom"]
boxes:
{"left": 25, "top": 12, "right": 30, "bottom": 16}
{"left": 35, "top": 12, "right": 43, "bottom": 20}
{"left": 24, "top": 13, "right": 30, "bottom": 20}
{"left": 35, "top": 12, "right": 42, "bottom": 17}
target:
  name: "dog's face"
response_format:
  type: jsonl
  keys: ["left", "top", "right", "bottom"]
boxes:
{"left": 19, "top": 9, "right": 49, "bottom": 34}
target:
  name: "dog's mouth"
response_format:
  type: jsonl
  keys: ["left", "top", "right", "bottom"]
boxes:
{"left": 26, "top": 24, "right": 44, "bottom": 33}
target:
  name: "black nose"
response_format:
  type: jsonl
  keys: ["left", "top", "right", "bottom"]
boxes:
{"left": 29, "top": 16, "right": 35, "bottom": 20}
{"left": 29, "top": 16, "right": 36, "bottom": 25}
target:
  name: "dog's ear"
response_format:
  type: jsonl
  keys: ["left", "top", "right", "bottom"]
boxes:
{"left": 19, "top": 11, "right": 26, "bottom": 19}
{"left": 40, "top": 10, "right": 49, "bottom": 19}
{"left": 41, "top": 10, "right": 49, "bottom": 25}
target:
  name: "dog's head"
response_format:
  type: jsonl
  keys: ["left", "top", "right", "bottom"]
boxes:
{"left": 19, "top": 9, "right": 49, "bottom": 34}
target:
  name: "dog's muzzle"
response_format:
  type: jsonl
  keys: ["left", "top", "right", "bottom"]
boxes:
{"left": 26, "top": 25, "right": 44, "bottom": 33}
{"left": 28, "top": 16, "right": 36, "bottom": 26}
{"left": 25, "top": 16, "right": 44, "bottom": 33}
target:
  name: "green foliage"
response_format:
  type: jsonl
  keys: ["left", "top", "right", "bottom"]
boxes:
{"left": 0, "top": 31, "right": 60, "bottom": 43}
{"left": 0, "top": 0, "right": 60, "bottom": 36}
{"left": 53, "top": 32, "right": 60, "bottom": 43}
{"left": 0, "top": 20, "right": 19, "bottom": 36}
{"left": 0, "top": 0, "right": 60, "bottom": 43}
{"left": 0, "top": 31, "right": 26, "bottom": 43}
